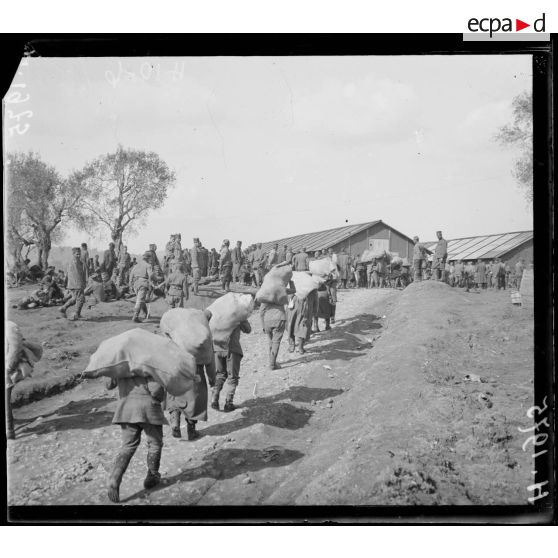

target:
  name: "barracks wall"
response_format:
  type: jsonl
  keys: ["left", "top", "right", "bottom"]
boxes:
{"left": 330, "top": 223, "right": 414, "bottom": 261}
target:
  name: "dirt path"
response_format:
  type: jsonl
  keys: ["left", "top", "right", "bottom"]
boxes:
{"left": 7, "top": 283, "right": 534, "bottom": 505}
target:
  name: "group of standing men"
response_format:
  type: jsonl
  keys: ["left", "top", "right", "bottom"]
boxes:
{"left": 410, "top": 231, "right": 527, "bottom": 292}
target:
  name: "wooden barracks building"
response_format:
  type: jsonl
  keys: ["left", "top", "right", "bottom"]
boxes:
{"left": 260, "top": 220, "right": 416, "bottom": 260}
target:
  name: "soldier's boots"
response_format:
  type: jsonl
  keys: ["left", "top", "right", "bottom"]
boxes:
{"left": 325, "top": 318, "right": 331, "bottom": 331}
{"left": 223, "top": 399, "right": 236, "bottom": 413}
{"left": 296, "top": 340, "right": 306, "bottom": 354}
{"left": 59, "top": 306, "right": 67, "bottom": 318}
{"left": 170, "top": 410, "right": 181, "bottom": 438}
{"left": 107, "top": 451, "right": 135, "bottom": 503}
{"left": 186, "top": 419, "right": 200, "bottom": 441}
{"left": 132, "top": 308, "right": 143, "bottom": 323}
{"left": 269, "top": 346, "right": 281, "bottom": 370}
{"left": 210, "top": 387, "right": 221, "bottom": 410}
{"left": 288, "top": 339, "right": 295, "bottom": 353}
{"left": 143, "top": 452, "right": 161, "bottom": 490}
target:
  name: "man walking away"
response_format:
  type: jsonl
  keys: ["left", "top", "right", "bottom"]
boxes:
{"left": 129, "top": 252, "right": 153, "bottom": 322}
{"left": 59, "top": 247, "right": 87, "bottom": 321}
{"left": 260, "top": 300, "right": 287, "bottom": 370}
{"left": 105, "top": 374, "right": 166, "bottom": 503}
{"left": 162, "top": 260, "right": 189, "bottom": 308}
{"left": 211, "top": 318, "right": 252, "bottom": 412}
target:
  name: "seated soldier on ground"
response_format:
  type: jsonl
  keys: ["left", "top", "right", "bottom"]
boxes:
{"left": 15, "top": 282, "right": 52, "bottom": 310}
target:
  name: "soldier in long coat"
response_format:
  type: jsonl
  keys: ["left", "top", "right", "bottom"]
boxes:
{"left": 103, "top": 243, "right": 117, "bottom": 278}
{"left": 232, "top": 241, "right": 244, "bottom": 284}
{"left": 190, "top": 238, "right": 201, "bottom": 294}
{"left": 166, "top": 310, "right": 216, "bottom": 440}
{"left": 285, "top": 246, "right": 293, "bottom": 265}
{"left": 208, "top": 248, "right": 220, "bottom": 276}
{"left": 117, "top": 245, "right": 132, "bottom": 287}
{"left": 200, "top": 245, "right": 209, "bottom": 277}
{"left": 286, "top": 290, "right": 315, "bottom": 353}
{"left": 336, "top": 247, "right": 351, "bottom": 288}
{"left": 475, "top": 259, "right": 487, "bottom": 289}
{"left": 292, "top": 247, "right": 309, "bottom": 271}
{"left": 219, "top": 239, "right": 233, "bottom": 292}
{"left": 432, "top": 231, "right": 448, "bottom": 281}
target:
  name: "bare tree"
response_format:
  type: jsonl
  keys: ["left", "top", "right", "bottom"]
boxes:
{"left": 74, "top": 145, "right": 176, "bottom": 254}
{"left": 495, "top": 91, "right": 533, "bottom": 203}
{"left": 6, "top": 152, "right": 84, "bottom": 269}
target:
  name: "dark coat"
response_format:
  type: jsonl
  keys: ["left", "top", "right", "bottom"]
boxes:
{"left": 106, "top": 376, "right": 167, "bottom": 425}
{"left": 166, "top": 364, "right": 214, "bottom": 422}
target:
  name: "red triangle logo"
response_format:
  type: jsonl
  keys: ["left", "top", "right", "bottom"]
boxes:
{"left": 516, "top": 19, "right": 530, "bottom": 31}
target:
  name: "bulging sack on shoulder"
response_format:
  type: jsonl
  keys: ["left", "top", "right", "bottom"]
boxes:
{"left": 160, "top": 308, "right": 214, "bottom": 365}
{"left": 309, "top": 259, "right": 336, "bottom": 277}
{"left": 361, "top": 249, "right": 385, "bottom": 262}
{"left": 291, "top": 271, "right": 323, "bottom": 300}
{"left": 6, "top": 321, "right": 23, "bottom": 372}
{"left": 207, "top": 292, "right": 254, "bottom": 351}
{"left": 255, "top": 265, "right": 292, "bottom": 305}
{"left": 83, "top": 328, "right": 197, "bottom": 396}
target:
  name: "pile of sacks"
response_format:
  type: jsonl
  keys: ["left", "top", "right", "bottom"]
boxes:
{"left": 84, "top": 293, "right": 254, "bottom": 396}
{"left": 5, "top": 321, "right": 43, "bottom": 386}
{"left": 255, "top": 263, "right": 293, "bottom": 306}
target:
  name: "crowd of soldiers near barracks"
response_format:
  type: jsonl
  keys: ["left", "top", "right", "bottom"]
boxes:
{"left": 7, "top": 229, "right": 528, "bottom": 503}
{"left": 11, "top": 229, "right": 526, "bottom": 316}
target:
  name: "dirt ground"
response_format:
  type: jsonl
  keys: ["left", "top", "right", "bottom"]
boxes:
{"left": 6, "top": 281, "right": 534, "bottom": 506}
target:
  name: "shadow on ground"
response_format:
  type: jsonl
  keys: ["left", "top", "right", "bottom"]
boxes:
{"left": 201, "top": 386, "right": 344, "bottom": 437}
{"left": 15, "top": 397, "right": 115, "bottom": 436}
{"left": 281, "top": 313, "right": 382, "bottom": 364}
{"left": 123, "top": 446, "right": 304, "bottom": 503}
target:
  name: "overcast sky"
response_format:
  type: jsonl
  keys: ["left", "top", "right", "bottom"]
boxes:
{"left": 6, "top": 55, "right": 532, "bottom": 253}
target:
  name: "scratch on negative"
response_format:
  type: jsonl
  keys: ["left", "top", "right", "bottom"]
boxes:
{"left": 206, "top": 98, "right": 227, "bottom": 169}
{"left": 277, "top": 64, "right": 294, "bottom": 126}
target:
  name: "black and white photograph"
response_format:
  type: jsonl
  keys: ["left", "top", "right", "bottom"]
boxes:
{"left": 3, "top": 38, "right": 553, "bottom": 522}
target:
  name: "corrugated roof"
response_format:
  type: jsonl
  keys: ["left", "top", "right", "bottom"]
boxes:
{"left": 259, "top": 221, "right": 381, "bottom": 254}
{"left": 423, "top": 231, "right": 532, "bottom": 261}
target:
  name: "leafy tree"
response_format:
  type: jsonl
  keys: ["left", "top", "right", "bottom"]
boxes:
{"left": 74, "top": 145, "right": 176, "bottom": 254}
{"left": 495, "top": 91, "right": 533, "bottom": 203}
{"left": 6, "top": 152, "right": 84, "bottom": 269}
